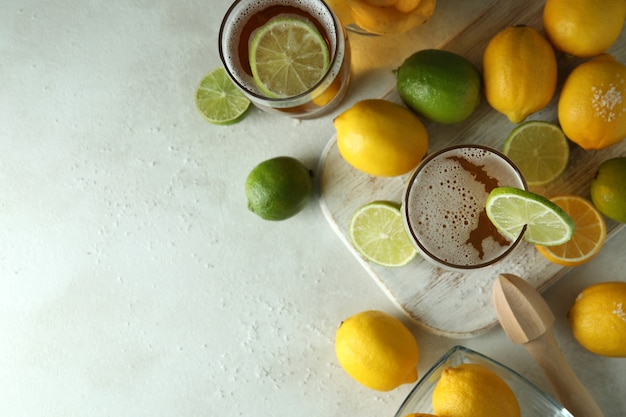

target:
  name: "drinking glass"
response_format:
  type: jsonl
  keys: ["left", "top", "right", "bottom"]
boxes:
{"left": 402, "top": 145, "right": 528, "bottom": 271}
{"left": 218, "top": 0, "right": 351, "bottom": 119}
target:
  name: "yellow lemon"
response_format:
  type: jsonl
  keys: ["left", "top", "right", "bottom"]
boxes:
{"left": 543, "top": 0, "right": 626, "bottom": 58}
{"left": 568, "top": 281, "right": 626, "bottom": 357}
{"left": 432, "top": 363, "right": 521, "bottom": 417}
{"left": 335, "top": 310, "right": 420, "bottom": 391}
{"left": 334, "top": 99, "right": 428, "bottom": 177}
{"left": 558, "top": 54, "right": 626, "bottom": 150}
{"left": 482, "top": 25, "right": 557, "bottom": 124}
{"left": 348, "top": 0, "right": 435, "bottom": 35}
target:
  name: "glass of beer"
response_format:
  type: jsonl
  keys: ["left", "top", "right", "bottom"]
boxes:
{"left": 218, "top": 0, "right": 351, "bottom": 119}
{"left": 402, "top": 145, "right": 528, "bottom": 271}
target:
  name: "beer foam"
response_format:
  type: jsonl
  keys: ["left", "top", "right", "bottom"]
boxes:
{"left": 404, "top": 146, "right": 525, "bottom": 268}
{"left": 219, "top": 0, "right": 338, "bottom": 95}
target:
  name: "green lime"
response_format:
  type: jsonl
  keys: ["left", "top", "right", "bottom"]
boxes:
{"left": 249, "top": 17, "right": 330, "bottom": 98}
{"left": 195, "top": 67, "right": 251, "bottom": 125}
{"left": 590, "top": 157, "right": 626, "bottom": 223}
{"left": 349, "top": 201, "right": 417, "bottom": 267}
{"left": 395, "top": 49, "right": 482, "bottom": 124}
{"left": 245, "top": 156, "right": 314, "bottom": 221}
{"left": 502, "top": 121, "right": 569, "bottom": 186}
{"left": 486, "top": 187, "right": 575, "bottom": 246}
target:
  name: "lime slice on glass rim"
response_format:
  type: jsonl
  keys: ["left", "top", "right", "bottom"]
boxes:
{"left": 249, "top": 16, "right": 330, "bottom": 98}
{"left": 349, "top": 201, "right": 418, "bottom": 267}
{"left": 486, "top": 187, "right": 575, "bottom": 246}
{"left": 502, "top": 121, "right": 570, "bottom": 186}
{"left": 195, "top": 67, "right": 251, "bottom": 125}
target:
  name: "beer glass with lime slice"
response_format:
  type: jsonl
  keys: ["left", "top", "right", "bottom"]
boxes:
{"left": 218, "top": 0, "right": 351, "bottom": 119}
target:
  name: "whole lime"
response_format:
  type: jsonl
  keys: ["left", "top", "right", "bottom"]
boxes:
{"left": 395, "top": 49, "right": 482, "bottom": 124}
{"left": 590, "top": 157, "right": 626, "bottom": 223}
{"left": 245, "top": 156, "right": 313, "bottom": 221}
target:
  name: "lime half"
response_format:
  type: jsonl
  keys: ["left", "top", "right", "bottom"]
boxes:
{"left": 249, "top": 17, "right": 330, "bottom": 98}
{"left": 486, "top": 187, "right": 575, "bottom": 246}
{"left": 195, "top": 67, "right": 251, "bottom": 125}
{"left": 503, "top": 121, "right": 569, "bottom": 186}
{"left": 349, "top": 201, "right": 417, "bottom": 267}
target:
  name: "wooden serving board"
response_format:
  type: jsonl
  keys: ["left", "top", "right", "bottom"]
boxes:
{"left": 319, "top": 0, "right": 626, "bottom": 338}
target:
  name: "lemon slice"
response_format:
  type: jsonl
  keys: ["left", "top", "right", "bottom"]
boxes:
{"left": 485, "top": 187, "right": 575, "bottom": 246}
{"left": 349, "top": 201, "right": 417, "bottom": 267}
{"left": 502, "top": 121, "right": 569, "bottom": 186}
{"left": 535, "top": 195, "right": 607, "bottom": 266}
{"left": 249, "top": 17, "right": 330, "bottom": 98}
{"left": 195, "top": 67, "right": 251, "bottom": 125}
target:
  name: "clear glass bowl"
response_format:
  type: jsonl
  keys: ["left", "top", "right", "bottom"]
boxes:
{"left": 394, "top": 345, "right": 574, "bottom": 417}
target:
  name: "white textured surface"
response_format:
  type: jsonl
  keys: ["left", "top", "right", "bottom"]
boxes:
{"left": 1, "top": 1, "right": 624, "bottom": 416}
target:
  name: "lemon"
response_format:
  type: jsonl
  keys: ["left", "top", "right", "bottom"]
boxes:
{"left": 568, "top": 281, "right": 626, "bottom": 357}
{"left": 245, "top": 156, "right": 313, "bottom": 221}
{"left": 334, "top": 99, "right": 428, "bottom": 177}
{"left": 535, "top": 195, "right": 607, "bottom": 267}
{"left": 194, "top": 68, "right": 251, "bottom": 125}
{"left": 335, "top": 310, "right": 420, "bottom": 391}
{"left": 502, "top": 121, "right": 569, "bottom": 186}
{"left": 482, "top": 26, "right": 557, "bottom": 124}
{"left": 543, "top": 0, "right": 626, "bottom": 58}
{"left": 348, "top": 0, "right": 436, "bottom": 35}
{"left": 558, "top": 54, "right": 626, "bottom": 150}
{"left": 395, "top": 49, "right": 482, "bottom": 124}
{"left": 485, "top": 187, "right": 575, "bottom": 246}
{"left": 590, "top": 157, "right": 626, "bottom": 223}
{"left": 349, "top": 201, "right": 417, "bottom": 267}
{"left": 432, "top": 363, "right": 521, "bottom": 417}
{"left": 249, "top": 17, "right": 330, "bottom": 98}
{"left": 403, "top": 414, "right": 437, "bottom": 417}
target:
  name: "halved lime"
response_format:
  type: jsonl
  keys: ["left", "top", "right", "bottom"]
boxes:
{"left": 349, "top": 201, "right": 417, "bottom": 267}
{"left": 249, "top": 17, "right": 330, "bottom": 98}
{"left": 486, "top": 187, "right": 575, "bottom": 246}
{"left": 195, "top": 67, "right": 251, "bottom": 125}
{"left": 502, "top": 121, "right": 569, "bottom": 186}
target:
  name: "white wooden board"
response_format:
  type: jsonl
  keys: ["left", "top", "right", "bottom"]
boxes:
{"left": 319, "top": 0, "right": 626, "bottom": 338}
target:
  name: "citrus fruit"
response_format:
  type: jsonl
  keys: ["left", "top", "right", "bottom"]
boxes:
{"left": 485, "top": 187, "right": 575, "bottom": 246}
{"left": 535, "top": 195, "right": 607, "bottom": 266}
{"left": 194, "top": 67, "right": 251, "bottom": 125}
{"left": 590, "top": 157, "right": 626, "bottom": 223}
{"left": 245, "top": 156, "right": 313, "bottom": 221}
{"left": 395, "top": 49, "right": 482, "bottom": 124}
{"left": 568, "top": 281, "right": 626, "bottom": 357}
{"left": 334, "top": 99, "right": 429, "bottom": 177}
{"left": 482, "top": 26, "right": 557, "bottom": 124}
{"left": 249, "top": 17, "right": 330, "bottom": 98}
{"left": 335, "top": 310, "right": 420, "bottom": 391}
{"left": 543, "top": 0, "right": 626, "bottom": 58}
{"left": 349, "top": 0, "right": 436, "bottom": 35}
{"left": 558, "top": 54, "right": 626, "bottom": 150}
{"left": 502, "top": 121, "right": 569, "bottom": 186}
{"left": 432, "top": 363, "right": 521, "bottom": 417}
{"left": 349, "top": 201, "right": 418, "bottom": 267}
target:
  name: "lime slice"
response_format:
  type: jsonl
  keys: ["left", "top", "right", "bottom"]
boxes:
{"left": 349, "top": 201, "right": 417, "bottom": 267}
{"left": 195, "top": 67, "right": 251, "bottom": 125}
{"left": 502, "top": 121, "right": 569, "bottom": 186}
{"left": 486, "top": 187, "right": 575, "bottom": 246}
{"left": 249, "top": 17, "right": 330, "bottom": 98}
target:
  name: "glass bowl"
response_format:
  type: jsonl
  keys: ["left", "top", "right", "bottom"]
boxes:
{"left": 394, "top": 345, "right": 573, "bottom": 417}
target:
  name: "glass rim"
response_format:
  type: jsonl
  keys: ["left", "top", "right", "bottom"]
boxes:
{"left": 402, "top": 144, "right": 528, "bottom": 271}
{"left": 217, "top": 0, "right": 343, "bottom": 104}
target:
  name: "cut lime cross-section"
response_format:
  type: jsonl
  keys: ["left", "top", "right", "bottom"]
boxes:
{"left": 349, "top": 201, "right": 417, "bottom": 267}
{"left": 249, "top": 17, "right": 330, "bottom": 98}
{"left": 486, "top": 187, "right": 575, "bottom": 246}
{"left": 195, "top": 67, "right": 251, "bottom": 125}
{"left": 502, "top": 121, "right": 569, "bottom": 186}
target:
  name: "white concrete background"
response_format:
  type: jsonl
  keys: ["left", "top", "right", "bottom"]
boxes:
{"left": 1, "top": 0, "right": 625, "bottom": 416}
